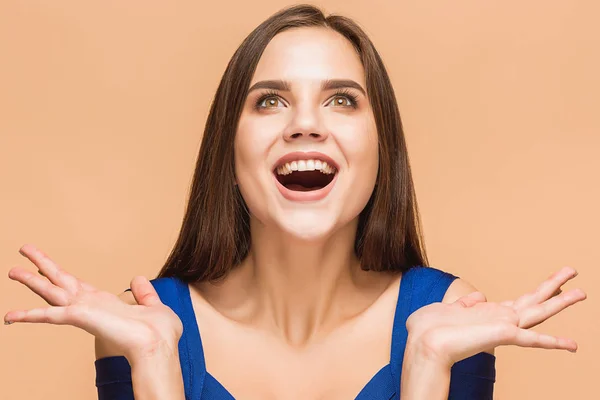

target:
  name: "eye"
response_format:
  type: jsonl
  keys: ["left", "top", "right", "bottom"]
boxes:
{"left": 258, "top": 96, "right": 284, "bottom": 108}
{"left": 326, "top": 90, "right": 359, "bottom": 108}
{"left": 253, "top": 89, "right": 360, "bottom": 110}
{"left": 254, "top": 90, "right": 286, "bottom": 110}
{"left": 328, "top": 96, "right": 352, "bottom": 107}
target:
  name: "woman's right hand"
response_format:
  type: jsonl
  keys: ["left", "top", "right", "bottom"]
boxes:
{"left": 4, "top": 244, "right": 183, "bottom": 362}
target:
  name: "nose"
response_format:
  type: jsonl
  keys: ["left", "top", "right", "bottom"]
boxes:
{"left": 284, "top": 131, "right": 327, "bottom": 142}
{"left": 282, "top": 108, "right": 329, "bottom": 143}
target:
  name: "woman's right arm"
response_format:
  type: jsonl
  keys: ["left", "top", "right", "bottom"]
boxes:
{"left": 95, "top": 291, "right": 185, "bottom": 400}
{"left": 3, "top": 244, "right": 186, "bottom": 400}
{"left": 128, "top": 342, "right": 185, "bottom": 400}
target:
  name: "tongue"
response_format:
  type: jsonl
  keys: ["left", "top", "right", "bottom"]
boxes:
{"left": 286, "top": 184, "right": 323, "bottom": 192}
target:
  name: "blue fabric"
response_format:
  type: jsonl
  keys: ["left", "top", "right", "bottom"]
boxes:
{"left": 95, "top": 266, "right": 495, "bottom": 399}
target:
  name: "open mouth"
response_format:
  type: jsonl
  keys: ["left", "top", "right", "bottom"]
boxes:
{"left": 273, "top": 161, "right": 337, "bottom": 192}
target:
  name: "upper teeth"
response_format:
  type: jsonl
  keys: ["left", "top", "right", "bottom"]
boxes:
{"left": 275, "top": 159, "right": 336, "bottom": 175}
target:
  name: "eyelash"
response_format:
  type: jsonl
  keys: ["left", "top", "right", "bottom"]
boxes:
{"left": 253, "top": 89, "right": 360, "bottom": 110}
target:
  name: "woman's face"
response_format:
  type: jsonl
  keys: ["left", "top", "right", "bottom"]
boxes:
{"left": 234, "top": 27, "right": 379, "bottom": 240}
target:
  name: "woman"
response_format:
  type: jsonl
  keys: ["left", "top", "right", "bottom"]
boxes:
{"left": 4, "top": 5, "right": 586, "bottom": 399}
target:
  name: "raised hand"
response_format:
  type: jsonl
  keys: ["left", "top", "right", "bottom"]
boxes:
{"left": 405, "top": 266, "right": 587, "bottom": 367}
{"left": 4, "top": 244, "right": 183, "bottom": 362}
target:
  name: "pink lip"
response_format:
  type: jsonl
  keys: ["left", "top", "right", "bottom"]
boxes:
{"left": 272, "top": 151, "right": 340, "bottom": 202}
{"left": 272, "top": 151, "right": 339, "bottom": 171}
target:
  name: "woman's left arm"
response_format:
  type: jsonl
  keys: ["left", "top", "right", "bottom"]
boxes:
{"left": 445, "top": 279, "right": 496, "bottom": 398}
{"left": 400, "top": 267, "right": 586, "bottom": 400}
{"left": 400, "top": 279, "right": 496, "bottom": 400}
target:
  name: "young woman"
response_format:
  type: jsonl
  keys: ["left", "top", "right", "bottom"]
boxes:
{"left": 4, "top": 5, "right": 586, "bottom": 400}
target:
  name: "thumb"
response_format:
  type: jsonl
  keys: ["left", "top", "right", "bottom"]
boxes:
{"left": 454, "top": 291, "right": 487, "bottom": 308}
{"left": 130, "top": 276, "right": 162, "bottom": 307}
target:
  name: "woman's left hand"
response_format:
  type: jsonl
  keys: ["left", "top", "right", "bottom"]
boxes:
{"left": 405, "top": 266, "right": 587, "bottom": 368}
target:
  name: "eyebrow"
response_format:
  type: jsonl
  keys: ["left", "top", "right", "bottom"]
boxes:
{"left": 247, "top": 79, "right": 367, "bottom": 97}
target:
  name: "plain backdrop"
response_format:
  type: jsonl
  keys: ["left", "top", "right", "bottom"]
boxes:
{"left": 1, "top": 1, "right": 598, "bottom": 399}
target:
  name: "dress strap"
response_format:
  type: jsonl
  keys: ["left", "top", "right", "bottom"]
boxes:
{"left": 389, "top": 266, "right": 459, "bottom": 391}
{"left": 172, "top": 277, "right": 207, "bottom": 399}
{"left": 136, "top": 277, "right": 205, "bottom": 400}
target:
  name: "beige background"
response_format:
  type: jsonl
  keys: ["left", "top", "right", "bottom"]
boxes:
{"left": 1, "top": 1, "right": 598, "bottom": 398}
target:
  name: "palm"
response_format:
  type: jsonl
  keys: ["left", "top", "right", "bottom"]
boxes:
{"left": 406, "top": 267, "right": 586, "bottom": 366}
{"left": 4, "top": 244, "right": 183, "bottom": 361}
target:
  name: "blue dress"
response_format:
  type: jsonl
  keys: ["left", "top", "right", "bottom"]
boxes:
{"left": 95, "top": 266, "right": 496, "bottom": 399}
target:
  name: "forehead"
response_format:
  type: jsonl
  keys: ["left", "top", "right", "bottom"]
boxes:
{"left": 250, "top": 27, "right": 366, "bottom": 87}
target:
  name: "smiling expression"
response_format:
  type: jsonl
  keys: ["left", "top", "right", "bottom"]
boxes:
{"left": 234, "top": 26, "right": 379, "bottom": 240}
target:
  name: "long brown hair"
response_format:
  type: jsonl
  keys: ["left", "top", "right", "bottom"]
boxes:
{"left": 156, "top": 4, "right": 428, "bottom": 283}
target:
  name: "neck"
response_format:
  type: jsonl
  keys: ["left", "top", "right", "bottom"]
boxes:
{"left": 198, "top": 217, "right": 393, "bottom": 348}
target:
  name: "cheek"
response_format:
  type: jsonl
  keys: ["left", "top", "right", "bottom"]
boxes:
{"left": 336, "top": 119, "right": 379, "bottom": 216}
{"left": 233, "top": 138, "right": 270, "bottom": 222}
{"left": 337, "top": 118, "right": 379, "bottom": 175}
{"left": 235, "top": 118, "right": 272, "bottom": 173}
{"left": 236, "top": 113, "right": 286, "bottom": 153}
{"left": 233, "top": 117, "right": 280, "bottom": 212}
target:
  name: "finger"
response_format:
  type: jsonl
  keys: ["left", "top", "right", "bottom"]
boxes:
{"left": 500, "top": 289, "right": 562, "bottom": 308}
{"left": 8, "top": 267, "right": 70, "bottom": 306}
{"left": 509, "top": 328, "right": 578, "bottom": 353}
{"left": 36, "top": 268, "right": 96, "bottom": 292}
{"left": 518, "top": 288, "right": 587, "bottom": 329}
{"left": 130, "top": 276, "right": 161, "bottom": 307}
{"left": 4, "top": 306, "right": 72, "bottom": 325}
{"left": 19, "top": 244, "right": 80, "bottom": 293}
{"left": 512, "top": 267, "right": 578, "bottom": 311}
{"left": 453, "top": 291, "right": 487, "bottom": 308}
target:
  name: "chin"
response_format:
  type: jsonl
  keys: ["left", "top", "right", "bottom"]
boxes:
{"left": 275, "top": 211, "right": 338, "bottom": 242}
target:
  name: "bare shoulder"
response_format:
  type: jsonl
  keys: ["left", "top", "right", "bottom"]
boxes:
{"left": 442, "top": 277, "right": 496, "bottom": 356}
{"left": 94, "top": 290, "right": 137, "bottom": 360}
{"left": 441, "top": 278, "right": 483, "bottom": 304}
